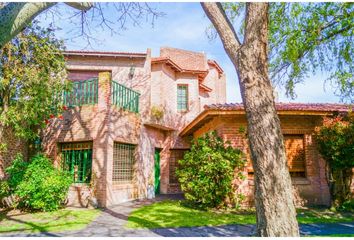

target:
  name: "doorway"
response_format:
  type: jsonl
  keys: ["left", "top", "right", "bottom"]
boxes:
{"left": 154, "top": 148, "right": 161, "bottom": 195}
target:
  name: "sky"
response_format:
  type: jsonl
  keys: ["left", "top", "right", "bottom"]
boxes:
{"left": 37, "top": 2, "right": 341, "bottom": 104}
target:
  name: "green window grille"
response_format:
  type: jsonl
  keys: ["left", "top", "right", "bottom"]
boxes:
{"left": 112, "top": 81, "right": 140, "bottom": 113}
{"left": 113, "top": 142, "right": 136, "bottom": 183}
{"left": 63, "top": 78, "right": 98, "bottom": 107}
{"left": 169, "top": 149, "right": 188, "bottom": 184}
{"left": 177, "top": 85, "right": 188, "bottom": 112}
{"left": 61, "top": 142, "right": 93, "bottom": 183}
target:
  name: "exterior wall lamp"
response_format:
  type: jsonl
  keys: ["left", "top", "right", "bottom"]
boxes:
{"left": 129, "top": 65, "right": 135, "bottom": 79}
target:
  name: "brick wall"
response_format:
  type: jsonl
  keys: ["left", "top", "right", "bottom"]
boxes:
{"left": 0, "top": 126, "right": 28, "bottom": 179}
{"left": 191, "top": 114, "right": 331, "bottom": 206}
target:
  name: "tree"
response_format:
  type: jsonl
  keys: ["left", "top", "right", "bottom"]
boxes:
{"left": 315, "top": 116, "right": 354, "bottom": 208}
{"left": 0, "top": 2, "right": 93, "bottom": 48}
{"left": 269, "top": 3, "right": 354, "bottom": 102}
{"left": 201, "top": 2, "right": 354, "bottom": 236}
{"left": 201, "top": 3, "right": 299, "bottom": 236}
{"left": 0, "top": 23, "right": 67, "bottom": 141}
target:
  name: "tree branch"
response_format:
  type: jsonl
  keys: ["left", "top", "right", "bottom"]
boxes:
{"left": 201, "top": 2, "right": 241, "bottom": 58}
{"left": 0, "top": 2, "right": 94, "bottom": 48}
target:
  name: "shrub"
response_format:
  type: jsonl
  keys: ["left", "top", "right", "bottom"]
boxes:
{"left": 315, "top": 116, "right": 354, "bottom": 208}
{"left": 176, "top": 131, "right": 246, "bottom": 209}
{"left": 4, "top": 154, "right": 72, "bottom": 211}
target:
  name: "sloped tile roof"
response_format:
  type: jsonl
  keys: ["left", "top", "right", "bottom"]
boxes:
{"left": 205, "top": 102, "right": 352, "bottom": 112}
{"left": 160, "top": 47, "right": 208, "bottom": 72}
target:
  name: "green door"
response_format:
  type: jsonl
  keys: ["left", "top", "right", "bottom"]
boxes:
{"left": 154, "top": 149, "right": 161, "bottom": 195}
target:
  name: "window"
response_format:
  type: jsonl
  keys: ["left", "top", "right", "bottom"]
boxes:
{"left": 247, "top": 134, "right": 306, "bottom": 178}
{"left": 284, "top": 135, "right": 306, "bottom": 177}
{"left": 169, "top": 149, "right": 188, "bottom": 184}
{"left": 113, "top": 143, "right": 136, "bottom": 183}
{"left": 61, "top": 142, "right": 93, "bottom": 183}
{"left": 177, "top": 85, "right": 188, "bottom": 112}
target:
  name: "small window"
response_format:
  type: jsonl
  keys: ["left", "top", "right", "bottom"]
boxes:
{"left": 284, "top": 135, "right": 306, "bottom": 178}
{"left": 61, "top": 142, "right": 93, "bottom": 183}
{"left": 113, "top": 142, "right": 136, "bottom": 183}
{"left": 177, "top": 85, "right": 188, "bottom": 112}
{"left": 169, "top": 149, "right": 188, "bottom": 184}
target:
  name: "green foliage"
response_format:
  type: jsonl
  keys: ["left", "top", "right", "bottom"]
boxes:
{"left": 220, "top": 3, "right": 354, "bottom": 102}
{"left": 269, "top": 3, "right": 354, "bottom": 101}
{"left": 0, "top": 21, "right": 68, "bottom": 140}
{"left": 315, "top": 116, "right": 354, "bottom": 170}
{"left": 315, "top": 116, "right": 354, "bottom": 207}
{"left": 4, "top": 154, "right": 72, "bottom": 211}
{"left": 176, "top": 131, "right": 246, "bottom": 209}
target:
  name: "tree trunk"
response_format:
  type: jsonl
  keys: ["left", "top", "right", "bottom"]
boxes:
{"left": 330, "top": 168, "right": 353, "bottom": 208}
{"left": 201, "top": 2, "right": 299, "bottom": 236}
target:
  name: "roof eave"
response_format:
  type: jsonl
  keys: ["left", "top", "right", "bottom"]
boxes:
{"left": 180, "top": 109, "right": 343, "bottom": 137}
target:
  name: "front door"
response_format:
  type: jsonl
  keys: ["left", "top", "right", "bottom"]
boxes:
{"left": 154, "top": 149, "right": 161, "bottom": 195}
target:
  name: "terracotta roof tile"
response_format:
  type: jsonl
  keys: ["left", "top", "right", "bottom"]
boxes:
{"left": 205, "top": 102, "right": 352, "bottom": 113}
{"left": 160, "top": 47, "right": 208, "bottom": 72}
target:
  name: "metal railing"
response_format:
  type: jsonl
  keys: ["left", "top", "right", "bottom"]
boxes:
{"left": 111, "top": 81, "right": 140, "bottom": 113}
{"left": 63, "top": 78, "right": 98, "bottom": 107}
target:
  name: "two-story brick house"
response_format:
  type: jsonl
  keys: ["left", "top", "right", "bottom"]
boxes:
{"left": 40, "top": 46, "right": 352, "bottom": 208}
{"left": 42, "top": 47, "right": 226, "bottom": 207}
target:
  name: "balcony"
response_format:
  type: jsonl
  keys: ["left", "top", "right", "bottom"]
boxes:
{"left": 63, "top": 78, "right": 140, "bottom": 113}
{"left": 111, "top": 81, "right": 140, "bottom": 113}
{"left": 63, "top": 78, "right": 98, "bottom": 107}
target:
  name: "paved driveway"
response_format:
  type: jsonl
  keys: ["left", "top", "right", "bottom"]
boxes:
{"left": 1, "top": 195, "right": 353, "bottom": 237}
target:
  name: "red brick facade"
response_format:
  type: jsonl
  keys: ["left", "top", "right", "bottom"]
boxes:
{"left": 180, "top": 105, "right": 353, "bottom": 207}
{"left": 2, "top": 47, "right": 352, "bottom": 208}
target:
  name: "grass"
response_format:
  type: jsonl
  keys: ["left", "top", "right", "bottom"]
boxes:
{"left": 0, "top": 208, "right": 101, "bottom": 234}
{"left": 126, "top": 200, "right": 354, "bottom": 229}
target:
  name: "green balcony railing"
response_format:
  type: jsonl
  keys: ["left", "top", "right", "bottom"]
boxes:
{"left": 111, "top": 81, "right": 140, "bottom": 113}
{"left": 63, "top": 78, "right": 98, "bottom": 107}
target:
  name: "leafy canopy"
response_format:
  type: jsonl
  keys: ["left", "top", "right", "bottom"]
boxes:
{"left": 176, "top": 131, "right": 246, "bottom": 209}
{"left": 314, "top": 116, "right": 354, "bottom": 170}
{"left": 0, "top": 22, "right": 68, "bottom": 140}
{"left": 220, "top": 3, "right": 354, "bottom": 102}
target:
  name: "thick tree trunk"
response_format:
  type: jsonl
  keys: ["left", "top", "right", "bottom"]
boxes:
{"left": 0, "top": 2, "right": 93, "bottom": 48}
{"left": 201, "top": 2, "right": 299, "bottom": 236}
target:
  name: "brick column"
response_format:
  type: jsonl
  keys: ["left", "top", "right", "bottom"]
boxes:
{"left": 92, "top": 71, "right": 112, "bottom": 207}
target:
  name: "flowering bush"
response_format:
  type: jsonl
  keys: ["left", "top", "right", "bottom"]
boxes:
{"left": 315, "top": 115, "right": 354, "bottom": 208}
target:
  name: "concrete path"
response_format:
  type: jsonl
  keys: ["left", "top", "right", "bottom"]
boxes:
{"left": 1, "top": 195, "right": 353, "bottom": 237}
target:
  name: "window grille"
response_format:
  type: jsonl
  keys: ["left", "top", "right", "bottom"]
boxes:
{"left": 169, "top": 149, "right": 188, "bottom": 184}
{"left": 61, "top": 142, "right": 93, "bottom": 183}
{"left": 177, "top": 85, "right": 188, "bottom": 112}
{"left": 113, "top": 143, "right": 136, "bottom": 183}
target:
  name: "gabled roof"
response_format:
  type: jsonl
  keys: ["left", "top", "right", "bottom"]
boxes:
{"left": 160, "top": 47, "right": 208, "bottom": 72}
{"left": 207, "top": 59, "right": 224, "bottom": 74}
{"left": 180, "top": 102, "right": 352, "bottom": 137}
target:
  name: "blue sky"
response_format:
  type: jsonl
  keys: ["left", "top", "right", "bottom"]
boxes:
{"left": 37, "top": 2, "right": 341, "bottom": 103}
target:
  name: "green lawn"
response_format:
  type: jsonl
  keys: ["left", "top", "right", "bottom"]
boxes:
{"left": 126, "top": 200, "right": 354, "bottom": 229}
{"left": 0, "top": 208, "right": 101, "bottom": 234}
